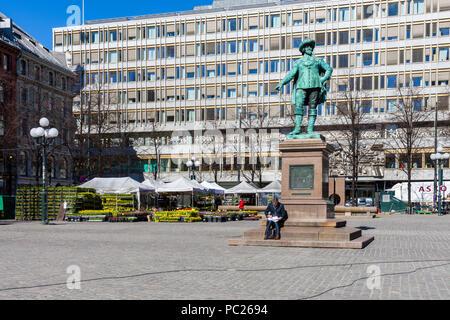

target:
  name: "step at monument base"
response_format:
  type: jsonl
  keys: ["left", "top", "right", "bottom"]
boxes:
{"left": 228, "top": 235, "right": 374, "bottom": 249}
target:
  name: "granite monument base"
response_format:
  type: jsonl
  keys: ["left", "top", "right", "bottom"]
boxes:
{"left": 228, "top": 139, "right": 374, "bottom": 249}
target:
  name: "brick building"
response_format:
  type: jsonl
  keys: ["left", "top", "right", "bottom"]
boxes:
{"left": 0, "top": 13, "right": 76, "bottom": 195}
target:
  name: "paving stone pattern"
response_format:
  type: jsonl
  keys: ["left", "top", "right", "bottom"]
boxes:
{"left": 0, "top": 215, "right": 449, "bottom": 300}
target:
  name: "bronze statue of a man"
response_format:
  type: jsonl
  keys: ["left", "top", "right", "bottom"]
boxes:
{"left": 275, "top": 39, "right": 333, "bottom": 140}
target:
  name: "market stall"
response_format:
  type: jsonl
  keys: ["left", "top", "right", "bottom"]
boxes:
{"left": 257, "top": 180, "right": 282, "bottom": 206}
{"left": 201, "top": 181, "right": 227, "bottom": 194}
{"left": 78, "top": 177, "right": 155, "bottom": 210}
{"left": 224, "top": 181, "right": 260, "bottom": 206}
{"left": 157, "top": 177, "right": 208, "bottom": 209}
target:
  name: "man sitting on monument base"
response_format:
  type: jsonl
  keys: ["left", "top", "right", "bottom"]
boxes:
{"left": 264, "top": 196, "right": 288, "bottom": 240}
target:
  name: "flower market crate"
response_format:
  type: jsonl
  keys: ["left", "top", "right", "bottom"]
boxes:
{"left": 100, "top": 194, "right": 136, "bottom": 213}
{"left": 15, "top": 186, "right": 96, "bottom": 221}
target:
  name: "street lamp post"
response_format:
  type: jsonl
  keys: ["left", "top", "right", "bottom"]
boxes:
{"left": 430, "top": 146, "right": 449, "bottom": 216}
{"left": 30, "top": 118, "right": 59, "bottom": 224}
{"left": 186, "top": 157, "right": 200, "bottom": 181}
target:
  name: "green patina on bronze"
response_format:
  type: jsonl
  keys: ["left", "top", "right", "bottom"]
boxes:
{"left": 289, "top": 165, "right": 315, "bottom": 190}
{"left": 275, "top": 38, "right": 333, "bottom": 140}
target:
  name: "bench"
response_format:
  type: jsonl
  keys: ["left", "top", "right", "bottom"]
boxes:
{"left": 334, "top": 206, "right": 377, "bottom": 218}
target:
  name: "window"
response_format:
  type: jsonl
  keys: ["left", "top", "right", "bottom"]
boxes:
{"left": 228, "top": 41, "right": 236, "bottom": 54}
{"left": 110, "top": 72, "right": 117, "bottom": 83}
{"left": 363, "top": 29, "right": 373, "bottom": 42}
{"left": 147, "top": 72, "right": 156, "bottom": 81}
{"left": 362, "top": 52, "right": 372, "bottom": 66}
{"left": 0, "top": 84, "right": 4, "bottom": 104}
{"left": 228, "top": 18, "right": 236, "bottom": 31}
{"left": 362, "top": 100, "right": 372, "bottom": 113}
{"left": 128, "top": 71, "right": 136, "bottom": 82}
{"left": 339, "top": 31, "right": 349, "bottom": 44}
{"left": 412, "top": 76, "right": 422, "bottom": 86}
{"left": 363, "top": 5, "right": 374, "bottom": 18}
{"left": 388, "top": 3, "right": 399, "bottom": 16}
{"left": 413, "top": 48, "right": 423, "bottom": 63}
{"left": 48, "top": 72, "right": 54, "bottom": 86}
{"left": 387, "top": 75, "right": 397, "bottom": 88}
{"left": 413, "top": 99, "right": 422, "bottom": 111}
{"left": 249, "top": 39, "right": 258, "bottom": 52}
{"left": 338, "top": 54, "right": 348, "bottom": 68}
{"left": 339, "top": 8, "right": 350, "bottom": 21}
{"left": 270, "top": 60, "right": 279, "bottom": 73}
{"left": 187, "top": 88, "right": 195, "bottom": 100}
{"left": 227, "top": 89, "right": 236, "bottom": 98}
{"left": 271, "top": 14, "right": 281, "bottom": 28}
{"left": 441, "top": 27, "right": 450, "bottom": 36}
{"left": 147, "top": 26, "right": 156, "bottom": 38}
{"left": 293, "top": 37, "right": 302, "bottom": 49}
{"left": 387, "top": 99, "right": 397, "bottom": 112}
{"left": 18, "top": 152, "right": 27, "bottom": 176}
{"left": 59, "top": 158, "right": 67, "bottom": 179}
{"left": 91, "top": 31, "right": 99, "bottom": 43}
{"left": 147, "top": 48, "right": 156, "bottom": 60}
{"left": 3, "top": 54, "right": 9, "bottom": 71}
{"left": 109, "top": 51, "right": 117, "bottom": 63}
{"left": 385, "top": 153, "right": 396, "bottom": 168}
{"left": 167, "top": 46, "right": 175, "bottom": 58}
{"left": 413, "top": 0, "right": 424, "bottom": 14}
{"left": 439, "top": 48, "right": 449, "bottom": 61}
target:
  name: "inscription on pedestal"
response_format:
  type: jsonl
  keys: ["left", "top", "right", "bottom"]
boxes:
{"left": 289, "top": 165, "right": 314, "bottom": 190}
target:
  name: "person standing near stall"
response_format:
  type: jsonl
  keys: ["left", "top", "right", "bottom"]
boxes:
{"left": 239, "top": 198, "right": 245, "bottom": 211}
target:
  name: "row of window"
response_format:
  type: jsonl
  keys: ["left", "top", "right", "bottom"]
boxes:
{"left": 74, "top": 94, "right": 448, "bottom": 127}
{"left": 13, "top": 153, "right": 70, "bottom": 179}
{"left": 56, "top": 0, "right": 446, "bottom": 46}
{"left": 18, "top": 59, "right": 71, "bottom": 91}
{"left": 84, "top": 59, "right": 294, "bottom": 84}
{"left": 385, "top": 152, "right": 450, "bottom": 169}
{"left": 72, "top": 23, "right": 450, "bottom": 65}
{"left": 80, "top": 68, "right": 450, "bottom": 107}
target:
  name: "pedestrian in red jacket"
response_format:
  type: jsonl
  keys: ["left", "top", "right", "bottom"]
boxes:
{"left": 239, "top": 199, "right": 244, "bottom": 211}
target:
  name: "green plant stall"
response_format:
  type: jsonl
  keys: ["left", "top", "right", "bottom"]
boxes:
{"left": 15, "top": 186, "right": 96, "bottom": 221}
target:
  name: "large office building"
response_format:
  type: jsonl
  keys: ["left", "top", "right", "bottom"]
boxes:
{"left": 53, "top": 0, "right": 450, "bottom": 201}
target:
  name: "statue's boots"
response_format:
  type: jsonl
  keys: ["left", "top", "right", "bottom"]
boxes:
{"left": 291, "top": 114, "right": 303, "bottom": 135}
{"left": 307, "top": 108, "right": 317, "bottom": 134}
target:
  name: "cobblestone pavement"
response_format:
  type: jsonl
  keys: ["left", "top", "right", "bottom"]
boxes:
{"left": 0, "top": 215, "right": 449, "bottom": 300}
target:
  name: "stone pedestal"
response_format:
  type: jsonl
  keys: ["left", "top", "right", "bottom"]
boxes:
{"left": 228, "top": 139, "right": 374, "bottom": 249}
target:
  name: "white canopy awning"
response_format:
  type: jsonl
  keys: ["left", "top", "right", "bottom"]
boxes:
{"left": 201, "top": 181, "right": 226, "bottom": 194}
{"left": 142, "top": 178, "right": 166, "bottom": 191}
{"left": 225, "top": 181, "right": 260, "bottom": 194}
{"left": 78, "top": 177, "right": 155, "bottom": 194}
{"left": 257, "top": 180, "right": 282, "bottom": 193}
{"left": 157, "top": 177, "right": 207, "bottom": 193}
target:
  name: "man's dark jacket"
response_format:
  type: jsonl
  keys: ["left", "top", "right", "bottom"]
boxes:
{"left": 264, "top": 202, "right": 288, "bottom": 227}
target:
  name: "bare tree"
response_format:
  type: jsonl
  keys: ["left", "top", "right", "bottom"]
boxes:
{"left": 238, "top": 103, "right": 275, "bottom": 187}
{"left": 386, "top": 87, "right": 434, "bottom": 214}
{"left": 146, "top": 119, "right": 163, "bottom": 180}
{"left": 74, "top": 83, "right": 120, "bottom": 179}
{"left": 326, "top": 76, "right": 379, "bottom": 206}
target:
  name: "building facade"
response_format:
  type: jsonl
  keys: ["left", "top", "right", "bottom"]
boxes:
{"left": 0, "top": 13, "right": 76, "bottom": 195}
{"left": 53, "top": 0, "right": 450, "bottom": 200}
{"left": 0, "top": 19, "right": 19, "bottom": 195}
